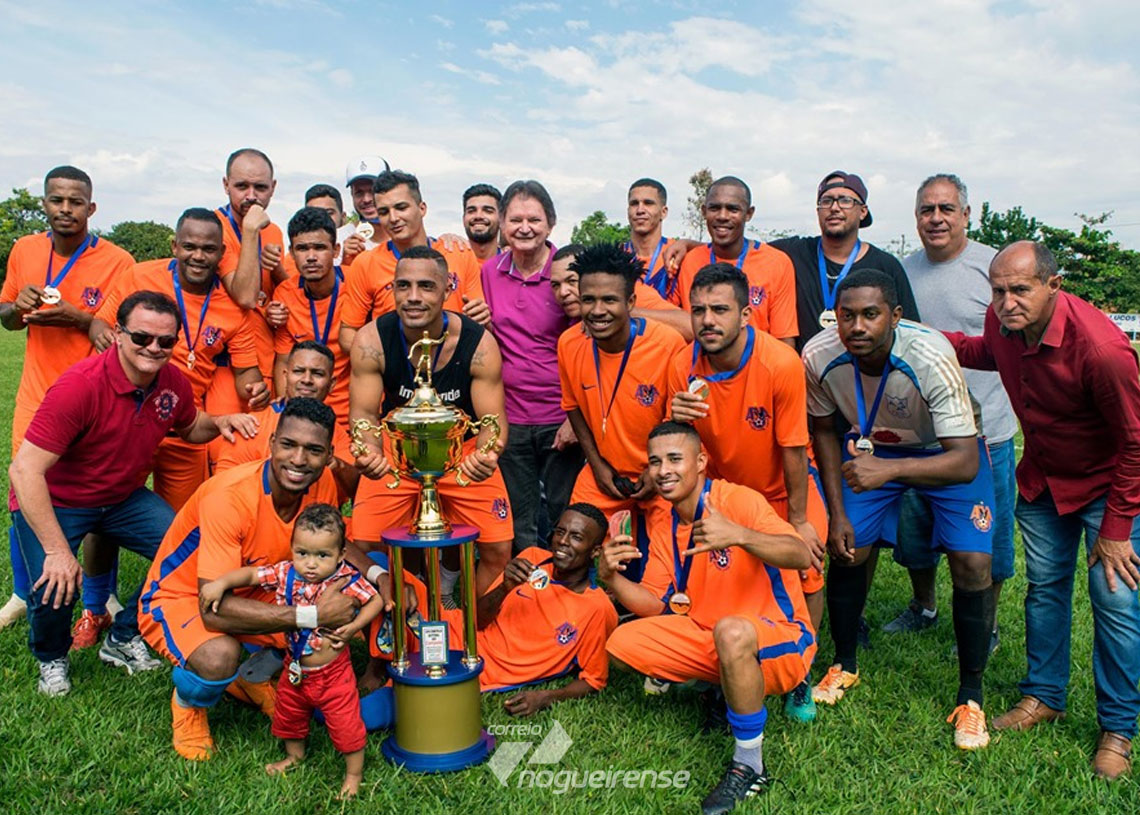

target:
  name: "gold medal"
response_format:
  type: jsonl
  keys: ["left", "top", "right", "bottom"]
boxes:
{"left": 854, "top": 436, "right": 875, "bottom": 455}
{"left": 356, "top": 222, "right": 375, "bottom": 240}
{"left": 688, "top": 376, "right": 710, "bottom": 401}
{"left": 819, "top": 309, "right": 837, "bottom": 329}
{"left": 186, "top": 349, "right": 196, "bottom": 370}
{"left": 528, "top": 568, "right": 550, "bottom": 590}
{"left": 40, "top": 286, "right": 62, "bottom": 306}
{"left": 668, "top": 592, "right": 691, "bottom": 616}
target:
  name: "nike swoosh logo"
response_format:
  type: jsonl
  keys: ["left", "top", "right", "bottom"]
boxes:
{"left": 246, "top": 556, "right": 267, "bottom": 565}
{"left": 516, "top": 591, "right": 533, "bottom": 599}
{"left": 582, "top": 384, "right": 596, "bottom": 390}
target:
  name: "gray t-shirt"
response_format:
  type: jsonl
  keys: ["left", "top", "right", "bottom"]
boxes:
{"left": 903, "top": 240, "right": 1018, "bottom": 444}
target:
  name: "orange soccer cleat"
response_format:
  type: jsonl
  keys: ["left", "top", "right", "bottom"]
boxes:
{"left": 171, "top": 691, "right": 214, "bottom": 761}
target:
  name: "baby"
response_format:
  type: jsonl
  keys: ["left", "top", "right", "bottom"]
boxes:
{"left": 200, "top": 503, "right": 383, "bottom": 798}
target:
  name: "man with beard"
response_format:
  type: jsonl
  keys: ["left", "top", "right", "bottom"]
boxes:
{"left": 462, "top": 183, "right": 502, "bottom": 265}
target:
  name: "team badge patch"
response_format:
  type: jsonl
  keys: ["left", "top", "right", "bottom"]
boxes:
{"left": 154, "top": 389, "right": 179, "bottom": 421}
{"left": 749, "top": 285, "right": 766, "bottom": 307}
{"left": 491, "top": 497, "right": 509, "bottom": 520}
{"left": 970, "top": 502, "right": 993, "bottom": 533}
{"left": 555, "top": 622, "right": 578, "bottom": 646}
{"left": 885, "top": 394, "right": 911, "bottom": 418}
{"left": 203, "top": 326, "right": 222, "bottom": 346}
{"left": 635, "top": 384, "right": 659, "bottom": 407}
{"left": 81, "top": 287, "right": 103, "bottom": 309}
{"left": 745, "top": 406, "right": 769, "bottom": 430}
{"left": 709, "top": 549, "right": 731, "bottom": 570}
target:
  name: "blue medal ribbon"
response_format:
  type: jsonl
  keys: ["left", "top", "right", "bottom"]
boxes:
{"left": 388, "top": 236, "right": 434, "bottom": 261}
{"left": 689, "top": 325, "right": 755, "bottom": 384}
{"left": 592, "top": 317, "right": 644, "bottom": 434}
{"left": 44, "top": 232, "right": 97, "bottom": 289}
{"left": 302, "top": 267, "right": 342, "bottom": 346}
{"left": 169, "top": 259, "right": 215, "bottom": 361}
{"left": 854, "top": 355, "right": 894, "bottom": 441}
{"left": 708, "top": 239, "right": 754, "bottom": 270}
{"left": 625, "top": 237, "right": 668, "bottom": 296}
{"left": 284, "top": 565, "right": 314, "bottom": 668}
{"left": 671, "top": 478, "right": 712, "bottom": 597}
{"left": 817, "top": 238, "right": 862, "bottom": 312}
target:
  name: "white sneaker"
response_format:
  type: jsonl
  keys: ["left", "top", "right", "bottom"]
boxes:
{"left": 105, "top": 594, "right": 124, "bottom": 617}
{"left": 99, "top": 635, "right": 163, "bottom": 674}
{"left": 38, "top": 657, "right": 71, "bottom": 697}
{"left": 0, "top": 593, "right": 27, "bottom": 629}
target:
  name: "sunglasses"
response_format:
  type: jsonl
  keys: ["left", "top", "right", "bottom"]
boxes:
{"left": 123, "top": 328, "right": 178, "bottom": 350}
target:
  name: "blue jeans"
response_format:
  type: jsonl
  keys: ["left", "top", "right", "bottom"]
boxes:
{"left": 13, "top": 487, "right": 174, "bottom": 662}
{"left": 1016, "top": 491, "right": 1140, "bottom": 737}
{"left": 894, "top": 437, "right": 1017, "bottom": 581}
{"left": 498, "top": 422, "right": 583, "bottom": 551}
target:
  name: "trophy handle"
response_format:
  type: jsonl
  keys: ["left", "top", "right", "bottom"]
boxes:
{"left": 455, "top": 414, "right": 502, "bottom": 488}
{"left": 349, "top": 417, "right": 400, "bottom": 488}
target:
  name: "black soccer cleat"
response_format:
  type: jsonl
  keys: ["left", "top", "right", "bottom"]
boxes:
{"left": 700, "top": 761, "right": 772, "bottom": 815}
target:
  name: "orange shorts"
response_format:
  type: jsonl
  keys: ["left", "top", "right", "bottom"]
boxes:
{"left": 352, "top": 467, "right": 514, "bottom": 545}
{"left": 153, "top": 435, "right": 210, "bottom": 512}
{"left": 140, "top": 592, "right": 285, "bottom": 668}
{"left": 767, "top": 484, "right": 827, "bottom": 595}
{"left": 605, "top": 613, "right": 813, "bottom": 696}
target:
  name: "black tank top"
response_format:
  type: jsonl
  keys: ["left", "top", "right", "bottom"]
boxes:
{"left": 377, "top": 311, "right": 483, "bottom": 422}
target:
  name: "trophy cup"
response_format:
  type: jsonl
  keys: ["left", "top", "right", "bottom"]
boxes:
{"left": 352, "top": 330, "right": 499, "bottom": 772}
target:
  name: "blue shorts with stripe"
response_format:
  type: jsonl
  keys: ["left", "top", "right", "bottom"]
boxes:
{"left": 842, "top": 436, "right": 995, "bottom": 555}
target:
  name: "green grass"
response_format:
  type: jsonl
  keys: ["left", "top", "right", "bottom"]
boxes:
{"left": 0, "top": 330, "right": 1137, "bottom": 814}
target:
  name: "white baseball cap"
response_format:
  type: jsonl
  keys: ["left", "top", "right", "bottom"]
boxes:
{"left": 345, "top": 155, "right": 390, "bottom": 187}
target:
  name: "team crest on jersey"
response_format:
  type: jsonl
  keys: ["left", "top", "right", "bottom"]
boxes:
{"left": 635, "top": 384, "right": 659, "bottom": 407}
{"left": 154, "top": 389, "right": 179, "bottom": 421}
{"left": 885, "top": 394, "right": 911, "bottom": 418}
{"left": 746, "top": 406, "right": 769, "bottom": 430}
{"left": 970, "top": 502, "right": 993, "bottom": 533}
{"left": 80, "top": 287, "right": 103, "bottom": 309}
{"left": 203, "top": 326, "right": 222, "bottom": 347}
{"left": 709, "top": 549, "right": 732, "bottom": 570}
{"left": 448, "top": 272, "right": 459, "bottom": 293}
{"left": 491, "top": 497, "right": 509, "bottom": 520}
{"left": 555, "top": 622, "right": 578, "bottom": 646}
{"left": 749, "top": 285, "right": 766, "bottom": 307}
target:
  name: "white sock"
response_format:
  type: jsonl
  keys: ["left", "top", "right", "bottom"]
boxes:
{"left": 439, "top": 566, "right": 460, "bottom": 596}
{"left": 732, "top": 733, "right": 764, "bottom": 774}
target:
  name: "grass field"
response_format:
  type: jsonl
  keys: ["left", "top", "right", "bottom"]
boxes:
{"left": 0, "top": 330, "right": 1137, "bottom": 815}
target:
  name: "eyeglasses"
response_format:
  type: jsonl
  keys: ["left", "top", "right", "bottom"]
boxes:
{"left": 817, "top": 195, "right": 864, "bottom": 210}
{"left": 123, "top": 329, "right": 178, "bottom": 350}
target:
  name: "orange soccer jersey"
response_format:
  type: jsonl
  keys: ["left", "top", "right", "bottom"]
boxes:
{"left": 1, "top": 232, "right": 134, "bottom": 455}
{"left": 605, "top": 479, "right": 816, "bottom": 694}
{"left": 139, "top": 459, "right": 340, "bottom": 666}
{"left": 340, "top": 240, "right": 484, "bottom": 329}
{"left": 558, "top": 318, "right": 685, "bottom": 478}
{"left": 633, "top": 279, "right": 676, "bottom": 312}
{"left": 271, "top": 272, "right": 350, "bottom": 424}
{"left": 673, "top": 241, "right": 797, "bottom": 339}
{"left": 410, "top": 547, "right": 618, "bottom": 691}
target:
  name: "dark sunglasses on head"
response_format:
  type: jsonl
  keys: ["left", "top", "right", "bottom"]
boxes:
{"left": 123, "top": 328, "right": 178, "bottom": 350}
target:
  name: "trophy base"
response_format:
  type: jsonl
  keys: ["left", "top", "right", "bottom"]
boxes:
{"left": 383, "top": 650, "right": 493, "bottom": 773}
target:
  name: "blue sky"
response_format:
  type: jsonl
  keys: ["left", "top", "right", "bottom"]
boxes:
{"left": 3, "top": 0, "right": 1139, "bottom": 249}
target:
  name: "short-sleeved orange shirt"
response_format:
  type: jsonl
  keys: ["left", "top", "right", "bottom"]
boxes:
{"left": 340, "top": 240, "right": 484, "bottom": 329}
{"left": 634, "top": 280, "right": 676, "bottom": 312}
{"left": 559, "top": 318, "right": 685, "bottom": 477}
{"left": 142, "top": 459, "right": 341, "bottom": 604}
{"left": 1, "top": 232, "right": 133, "bottom": 415}
{"left": 213, "top": 401, "right": 284, "bottom": 473}
{"left": 271, "top": 272, "right": 349, "bottom": 423}
{"left": 640, "top": 479, "right": 811, "bottom": 633}
{"left": 415, "top": 546, "right": 618, "bottom": 691}
{"left": 97, "top": 259, "right": 259, "bottom": 408}
{"left": 217, "top": 206, "right": 282, "bottom": 373}
{"left": 673, "top": 241, "right": 797, "bottom": 339}
{"left": 666, "top": 327, "right": 809, "bottom": 501}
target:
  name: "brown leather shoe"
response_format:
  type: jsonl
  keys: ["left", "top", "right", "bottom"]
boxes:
{"left": 992, "top": 696, "right": 1066, "bottom": 731}
{"left": 1093, "top": 731, "right": 1132, "bottom": 780}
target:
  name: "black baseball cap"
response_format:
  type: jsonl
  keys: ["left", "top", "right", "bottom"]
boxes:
{"left": 818, "top": 170, "right": 872, "bottom": 228}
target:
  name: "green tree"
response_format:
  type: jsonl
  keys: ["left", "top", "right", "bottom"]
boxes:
{"left": 967, "top": 201, "right": 1041, "bottom": 248}
{"left": 570, "top": 210, "right": 630, "bottom": 245}
{"left": 0, "top": 188, "right": 47, "bottom": 277}
{"left": 684, "top": 168, "right": 713, "bottom": 240}
{"left": 1040, "top": 213, "right": 1140, "bottom": 312}
{"left": 105, "top": 220, "right": 174, "bottom": 261}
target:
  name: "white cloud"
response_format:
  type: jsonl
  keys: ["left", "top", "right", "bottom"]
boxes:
{"left": 430, "top": 13, "right": 454, "bottom": 28}
{"left": 484, "top": 19, "right": 509, "bottom": 34}
{"left": 507, "top": 2, "right": 560, "bottom": 15}
{"left": 440, "top": 62, "right": 502, "bottom": 85}
{"left": 566, "top": 19, "right": 589, "bottom": 31}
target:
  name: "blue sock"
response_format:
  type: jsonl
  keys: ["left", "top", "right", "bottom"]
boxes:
{"left": 83, "top": 571, "right": 115, "bottom": 615}
{"left": 726, "top": 706, "right": 767, "bottom": 773}
{"left": 10, "top": 527, "right": 30, "bottom": 600}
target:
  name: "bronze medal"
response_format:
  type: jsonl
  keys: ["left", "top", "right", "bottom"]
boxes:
{"left": 688, "top": 377, "right": 711, "bottom": 401}
{"left": 668, "top": 592, "right": 691, "bottom": 615}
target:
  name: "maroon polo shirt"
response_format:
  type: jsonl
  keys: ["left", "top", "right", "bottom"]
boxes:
{"left": 946, "top": 292, "right": 1140, "bottom": 540}
{"left": 11, "top": 348, "right": 197, "bottom": 511}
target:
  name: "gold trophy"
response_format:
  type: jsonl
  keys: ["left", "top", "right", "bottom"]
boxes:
{"left": 352, "top": 329, "right": 499, "bottom": 772}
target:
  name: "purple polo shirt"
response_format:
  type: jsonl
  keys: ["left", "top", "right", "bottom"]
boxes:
{"left": 13, "top": 348, "right": 197, "bottom": 511}
{"left": 481, "top": 242, "right": 572, "bottom": 425}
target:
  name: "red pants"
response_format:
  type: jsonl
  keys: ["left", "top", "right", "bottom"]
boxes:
{"left": 271, "top": 650, "right": 366, "bottom": 754}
